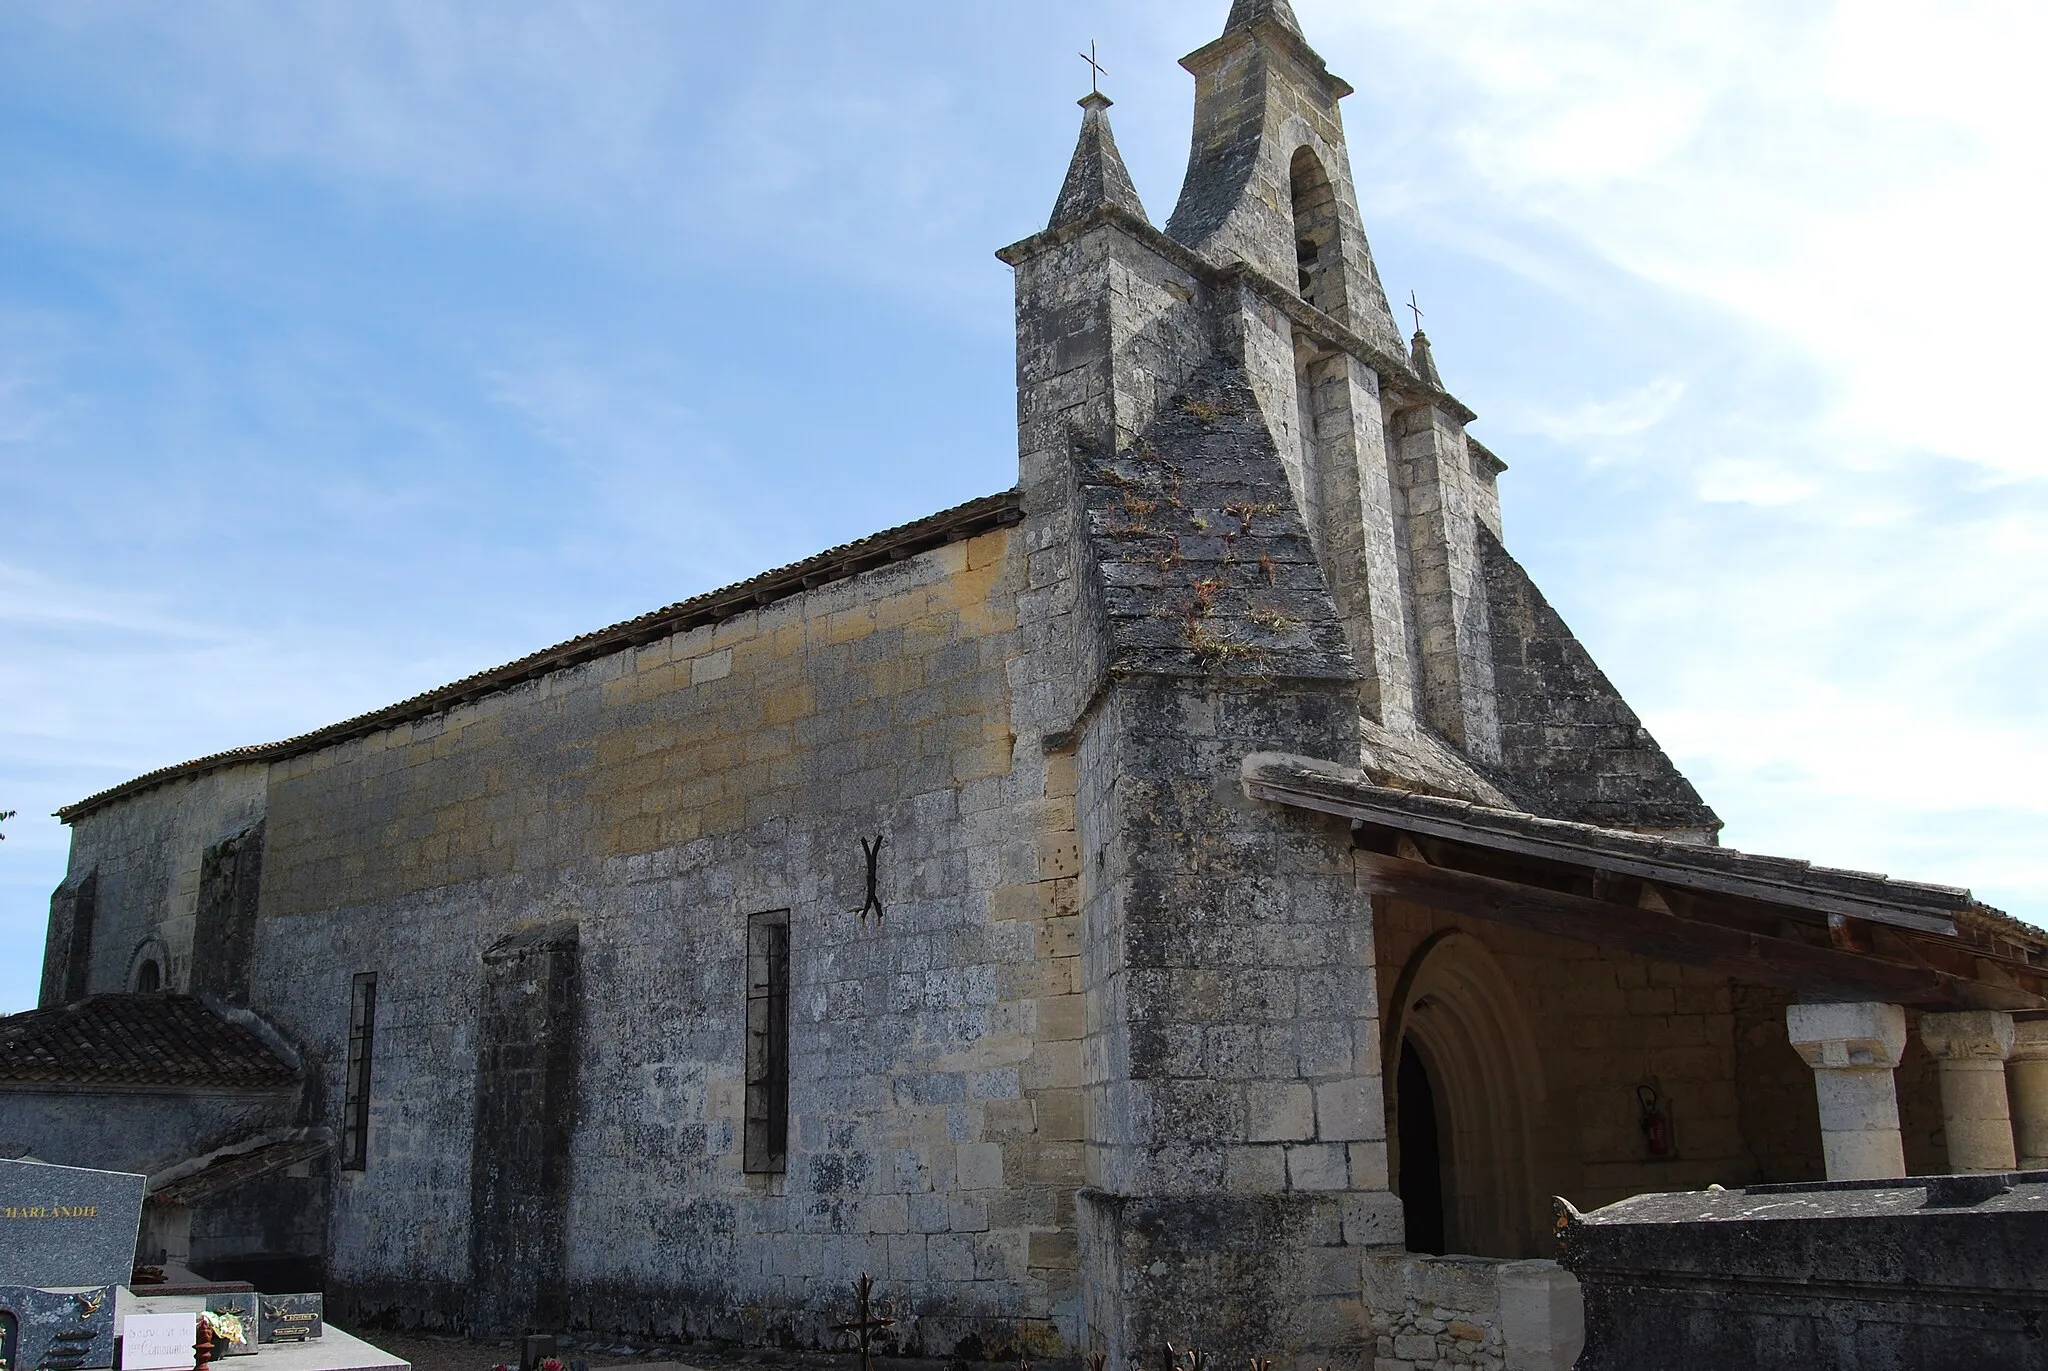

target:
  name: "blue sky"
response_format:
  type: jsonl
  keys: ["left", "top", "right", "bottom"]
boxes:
{"left": 2, "top": 0, "right": 2042, "bottom": 1014}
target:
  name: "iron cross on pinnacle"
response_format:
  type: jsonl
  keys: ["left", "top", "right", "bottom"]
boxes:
{"left": 1407, "top": 290, "right": 1425, "bottom": 335}
{"left": 1079, "top": 41, "right": 1109, "bottom": 96}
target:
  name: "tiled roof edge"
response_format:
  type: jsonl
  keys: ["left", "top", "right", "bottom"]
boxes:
{"left": 61, "top": 491, "right": 1025, "bottom": 823}
{"left": 1240, "top": 752, "right": 2042, "bottom": 940}
{"left": 0, "top": 995, "right": 300, "bottom": 1089}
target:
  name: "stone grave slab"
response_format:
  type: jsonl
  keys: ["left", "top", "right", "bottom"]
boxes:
{"left": 0, "top": 1287, "right": 117, "bottom": 1371}
{"left": 0, "top": 1160, "right": 145, "bottom": 1290}
{"left": 239, "top": 1327, "right": 405, "bottom": 1371}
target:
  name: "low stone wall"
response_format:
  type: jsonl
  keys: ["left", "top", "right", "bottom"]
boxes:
{"left": 1560, "top": 1175, "right": 2048, "bottom": 1370}
{"left": 1364, "top": 1252, "right": 1583, "bottom": 1371}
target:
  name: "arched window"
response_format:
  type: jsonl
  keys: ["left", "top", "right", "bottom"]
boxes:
{"left": 135, "top": 960, "right": 162, "bottom": 993}
{"left": 1290, "top": 146, "right": 1346, "bottom": 317}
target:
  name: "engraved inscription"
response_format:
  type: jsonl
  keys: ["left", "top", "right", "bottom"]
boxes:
{"left": 0, "top": 1207, "right": 102, "bottom": 1221}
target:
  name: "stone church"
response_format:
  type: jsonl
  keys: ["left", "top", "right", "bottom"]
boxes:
{"left": 9, "top": 2, "right": 2047, "bottom": 1366}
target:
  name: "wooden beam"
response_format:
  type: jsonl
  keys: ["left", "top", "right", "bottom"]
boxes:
{"left": 1356, "top": 852, "right": 2043, "bottom": 1012}
{"left": 1248, "top": 771, "right": 1961, "bottom": 935}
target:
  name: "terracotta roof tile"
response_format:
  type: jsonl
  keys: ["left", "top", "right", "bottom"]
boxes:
{"left": 0, "top": 996, "right": 299, "bottom": 1090}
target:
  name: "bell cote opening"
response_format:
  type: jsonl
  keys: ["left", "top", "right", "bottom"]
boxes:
{"left": 1290, "top": 146, "right": 1345, "bottom": 317}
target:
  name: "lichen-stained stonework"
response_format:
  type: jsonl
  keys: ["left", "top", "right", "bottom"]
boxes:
{"left": 254, "top": 532, "right": 1078, "bottom": 1345}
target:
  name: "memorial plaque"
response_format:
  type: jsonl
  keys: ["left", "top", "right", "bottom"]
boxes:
{"left": 256, "top": 1295, "right": 323, "bottom": 1344}
{"left": 0, "top": 1289, "right": 117, "bottom": 1371}
{"left": 203, "top": 1295, "right": 258, "bottom": 1358}
{"left": 0, "top": 1161, "right": 145, "bottom": 1290}
{"left": 121, "top": 1313, "right": 196, "bottom": 1371}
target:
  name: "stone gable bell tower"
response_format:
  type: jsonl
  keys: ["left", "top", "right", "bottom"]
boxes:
{"left": 1002, "top": 0, "right": 1509, "bottom": 764}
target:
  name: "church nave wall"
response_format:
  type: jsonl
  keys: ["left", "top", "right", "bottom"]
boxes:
{"left": 235, "top": 525, "right": 1101, "bottom": 1347}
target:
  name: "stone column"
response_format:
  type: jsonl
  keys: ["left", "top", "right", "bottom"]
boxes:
{"left": 1786, "top": 1003, "right": 1908, "bottom": 1181}
{"left": 1920, "top": 1011, "right": 2018, "bottom": 1173}
{"left": 2009, "top": 1019, "right": 2048, "bottom": 1170}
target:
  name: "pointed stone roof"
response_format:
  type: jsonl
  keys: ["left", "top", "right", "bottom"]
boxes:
{"left": 1075, "top": 358, "right": 1356, "bottom": 682}
{"left": 1225, "top": 0, "right": 1305, "bottom": 37}
{"left": 1049, "top": 93, "right": 1150, "bottom": 231}
{"left": 1411, "top": 330, "right": 1445, "bottom": 389}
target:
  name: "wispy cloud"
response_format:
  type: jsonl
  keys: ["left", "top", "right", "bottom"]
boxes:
{"left": 1308, "top": 0, "right": 2047, "bottom": 477}
{"left": 2, "top": 1, "right": 1025, "bottom": 314}
{"left": 1514, "top": 378, "right": 1687, "bottom": 453}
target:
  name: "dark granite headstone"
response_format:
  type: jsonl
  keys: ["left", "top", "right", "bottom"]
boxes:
{"left": 256, "top": 1295, "right": 322, "bottom": 1344}
{"left": 0, "top": 1287, "right": 117, "bottom": 1371}
{"left": 0, "top": 1160, "right": 145, "bottom": 1290}
{"left": 204, "top": 1295, "right": 259, "bottom": 1358}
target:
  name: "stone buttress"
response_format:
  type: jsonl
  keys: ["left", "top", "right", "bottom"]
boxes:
{"left": 1001, "top": 34, "right": 1398, "bottom": 1371}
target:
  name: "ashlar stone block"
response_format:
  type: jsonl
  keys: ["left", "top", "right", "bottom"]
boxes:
{"left": 1315, "top": 1078, "right": 1385, "bottom": 1142}
{"left": 1286, "top": 1143, "right": 1349, "bottom": 1192}
{"left": 1247, "top": 1082, "right": 1317, "bottom": 1143}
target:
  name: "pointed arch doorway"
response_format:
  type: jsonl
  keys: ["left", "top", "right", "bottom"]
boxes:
{"left": 1385, "top": 929, "right": 1550, "bottom": 1258}
{"left": 1397, "top": 1038, "right": 1448, "bottom": 1254}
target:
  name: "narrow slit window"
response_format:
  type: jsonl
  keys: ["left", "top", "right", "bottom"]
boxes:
{"left": 744, "top": 913, "right": 791, "bottom": 1174}
{"left": 342, "top": 972, "right": 378, "bottom": 1172}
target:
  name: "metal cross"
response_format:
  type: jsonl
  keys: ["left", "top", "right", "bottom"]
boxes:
{"left": 1079, "top": 41, "right": 1109, "bottom": 96}
{"left": 1407, "top": 290, "right": 1425, "bottom": 334}
{"left": 833, "top": 1274, "right": 896, "bottom": 1371}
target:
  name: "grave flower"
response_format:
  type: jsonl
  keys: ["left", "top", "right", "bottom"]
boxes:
{"left": 200, "top": 1311, "right": 247, "bottom": 1347}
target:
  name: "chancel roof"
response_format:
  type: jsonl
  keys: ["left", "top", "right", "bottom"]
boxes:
{"left": 0, "top": 995, "right": 299, "bottom": 1091}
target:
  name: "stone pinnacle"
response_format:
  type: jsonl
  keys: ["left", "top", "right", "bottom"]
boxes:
{"left": 1047, "top": 93, "right": 1150, "bottom": 231}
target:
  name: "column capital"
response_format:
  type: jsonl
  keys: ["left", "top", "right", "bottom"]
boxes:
{"left": 1921, "top": 1010, "right": 2016, "bottom": 1063}
{"left": 2009, "top": 1017, "right": 2048, "bottom": 1064}
{"left": 1787, "top": 1002, "right": 1907, "bottom": 1071}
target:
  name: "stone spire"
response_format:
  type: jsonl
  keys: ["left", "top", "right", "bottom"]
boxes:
{"left": 1411, "top": 329, "right": 1444, "bottom": 388}
{"left": 1048, "top": 94, "right": 1149, "bottom": 231}
{"left": 1224, "top": 0, "right": 1305, "bottom": 37}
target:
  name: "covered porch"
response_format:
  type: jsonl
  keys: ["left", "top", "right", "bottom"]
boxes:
{"left": 1246, "top": 753, "right": 2048, "bottom": 1261}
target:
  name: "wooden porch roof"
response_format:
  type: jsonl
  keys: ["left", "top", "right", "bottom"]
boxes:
{"left": 1244, "top": 753, "right": 2046, "bottom": 1013}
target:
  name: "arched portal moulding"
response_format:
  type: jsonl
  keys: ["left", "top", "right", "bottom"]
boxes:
{"left": 1382, "top": 927, "right": 1550, "bottom": 1258}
